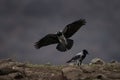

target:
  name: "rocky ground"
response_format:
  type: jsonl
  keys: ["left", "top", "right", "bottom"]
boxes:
{"left": 0, "top": 58, "right": 120, "bottom": 80}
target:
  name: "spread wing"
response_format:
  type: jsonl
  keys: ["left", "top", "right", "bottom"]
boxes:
{"left": 34, "top": 34, "right": 59, "bottom": 49}
{"left": 62, "top": 19, "right": 86, "bottom": 38}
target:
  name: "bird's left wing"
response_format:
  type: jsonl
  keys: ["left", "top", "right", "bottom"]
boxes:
{"left": 62, "top": 19, "right": 86, "bottom": 38}
{"left": 70, "top": 55, "right": 81, "bottom": 61}
{"left": 34, "top": 34, "right": 59, "bottom": 49}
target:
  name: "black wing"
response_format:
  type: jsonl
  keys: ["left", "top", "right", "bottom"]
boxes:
{"left": 71, "top": 55, "right": 81, "bottom": 61}
{"left": 62, "top": 19, "right": 86, "bottom": 38}
{"left": 34, "top": 34, "right": 59, "bottom": 49}
{"left": 67, "top": 55, "right": 81, "bottom": 63}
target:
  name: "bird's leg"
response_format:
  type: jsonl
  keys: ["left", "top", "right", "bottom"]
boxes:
{"left": 78, "top": 61, "right": 81, "bottom": 66}
{"left": 79, "top": 60, "right": 82, "bottom": 65}
{"left": 76, "top": 60, "right": 80, "bottom": 66}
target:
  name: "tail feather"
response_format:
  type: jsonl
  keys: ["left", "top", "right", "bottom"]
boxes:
{"left": 56, "top": 39, "right": 73, "bottom": 52}
{"left": 56, "top": 43, "right": 66, "bottom": 52}
{"left": 66, "top": 39, "right": 73, "bottom": 50}
{"left": 66, "top": 59, "right": 72, "bottom": 63}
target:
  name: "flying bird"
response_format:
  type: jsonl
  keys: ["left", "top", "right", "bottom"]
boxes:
{"left": 34, "top": 19, "right": 86, "bottom": 52}
{"left": 66, "top": 49, "right": 88, "bottom": 65}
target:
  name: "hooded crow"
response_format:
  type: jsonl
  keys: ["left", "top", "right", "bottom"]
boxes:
{"left": 67, "top": 49, "right": 88, "bottom": 65}
{"left": 34, "top": 19, "right": 86, "bottom": 52}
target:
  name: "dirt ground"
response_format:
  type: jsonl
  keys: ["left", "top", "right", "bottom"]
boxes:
{"left": 0, "top": 58, "right": 120, "bottom": 80}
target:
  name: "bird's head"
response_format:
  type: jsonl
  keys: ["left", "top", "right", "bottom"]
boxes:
{"left": 57, "top": 31, "right": 62, "bottom": 36}
{"left": 83, "top": 49, "right": 89, "bottom": 55}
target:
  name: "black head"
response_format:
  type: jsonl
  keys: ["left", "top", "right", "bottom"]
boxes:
{"left": 57, "top": 31, "right": 63, "bottom": 36}
{"left": 83, "top": 49, "right": 88, "bottom": 55}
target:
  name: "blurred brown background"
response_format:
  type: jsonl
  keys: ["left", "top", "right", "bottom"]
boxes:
{"left": 0, "top": 0, "right": 120, "bottom": 64}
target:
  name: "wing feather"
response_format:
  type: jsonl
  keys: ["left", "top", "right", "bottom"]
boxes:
{"left": 34, "top": 34, "right": 58, "bottom": 49}
{"left": 63, "top": 19, "right": 86, "bottom": 38}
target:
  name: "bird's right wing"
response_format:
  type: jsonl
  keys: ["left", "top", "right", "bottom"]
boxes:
{"left": 34, "top": 34, "right": 59, "bottom": 49}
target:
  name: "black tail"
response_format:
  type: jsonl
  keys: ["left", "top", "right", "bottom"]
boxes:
{"left": 66, "top": 59, "right": 72, "bottom": 63}
{"left": 66, "top": 39, "right": 73, "bottom": 50}
{"left": 56, "top": 43, "right": 66, "bottom": 52}
{"left": 56, "top": 39, "right": 73, "bottom": 52}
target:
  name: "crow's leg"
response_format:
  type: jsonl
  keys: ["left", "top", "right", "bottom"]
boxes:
{"left": 78, "top": 61, "right": 81, "bottom": 66}
{"left": 76, "top": 60, "right": 80, "bottom": 66}
{"left": 79, "top": 60, "right": 82, "bottom": 65}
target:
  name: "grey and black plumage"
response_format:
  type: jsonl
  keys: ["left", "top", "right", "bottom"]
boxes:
{"left": 34, "top": 19, "right": 86, "bottom": 52}
{"left": 66, "top": 49, "right": 88, "bottom": 65}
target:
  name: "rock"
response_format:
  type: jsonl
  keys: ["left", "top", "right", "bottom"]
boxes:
{"left": 0, "top": 75, "right": 12, "bottom": 80}
{"left": 80, "top": 65, "right": 95, "bottom": 73}
{"left": 0, "top": 67, "right": 18, "bottom": 75}
{"left": 110, "top": 60, "right": 118, "bottom": 63}
{"left": 8, "top": 72, "right": 24, "bottom": 79}
{"left": 95, "top": 74, "right": 107, "bottom": 79}
{"left": 0, "top": 58, "right": 13, "bottom": 64}
{"left": 89, "top": 58, "right": 105, "bottom": 65}
{"left": 106, "top": 72, "right": 120, "bottom": 79}
{"left": 62, "top": 67, "right": 82, "bottom": 80}
{"left": 51, "top": 71, "right": 68, "bottom": 80}
{"left": 0, "top": 59, "right": 120, "bottom": 80}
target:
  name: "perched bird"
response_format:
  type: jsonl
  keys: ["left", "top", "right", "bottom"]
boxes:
{"left": 34, "top": 19, "right": 86, "bottom": 52}
{"left": 66, "top": 49, "right": 88, "bottom": 66}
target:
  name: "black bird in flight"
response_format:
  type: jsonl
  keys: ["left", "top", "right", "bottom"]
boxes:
{"left": 34, "top": 19, "right": 86, "bottom": 52}
{"left": 67, "top": 49, "right": 88, "bottom": 66}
